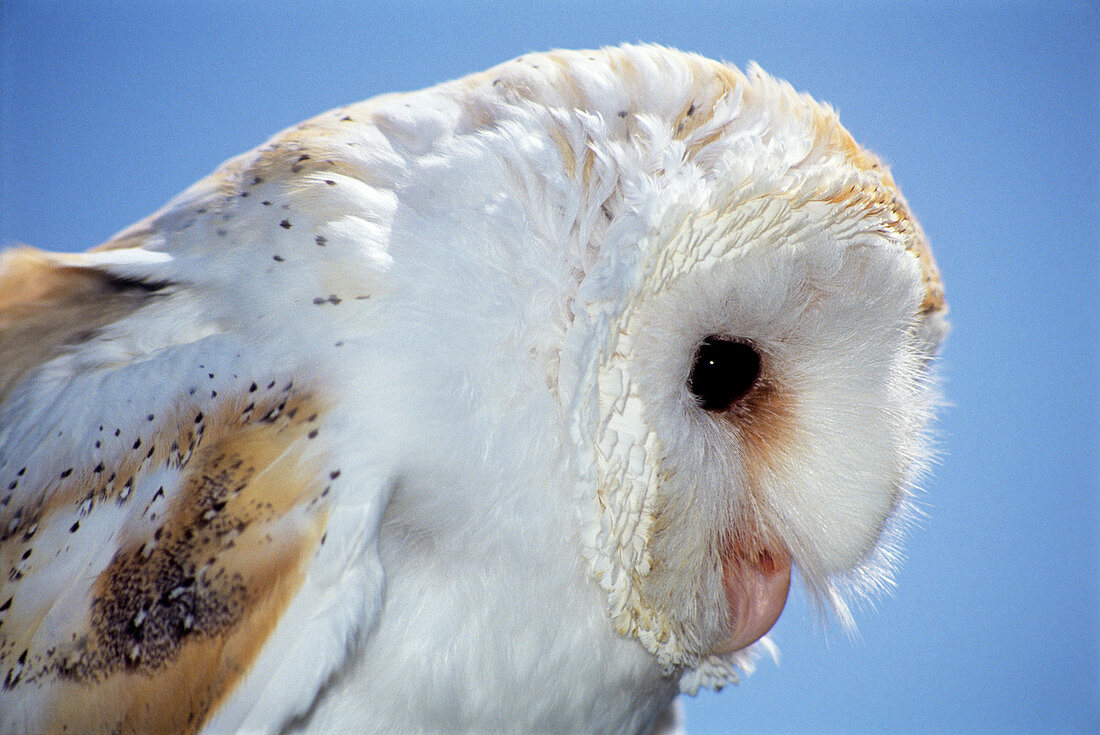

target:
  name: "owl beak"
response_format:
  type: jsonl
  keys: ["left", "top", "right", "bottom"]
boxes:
{"left": 711, "top": 543, "right": 791, "bottom": 655}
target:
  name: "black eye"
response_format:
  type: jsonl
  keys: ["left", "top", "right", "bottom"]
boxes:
{"left": 688, "top": 338, "right": 761, "bottom": 411}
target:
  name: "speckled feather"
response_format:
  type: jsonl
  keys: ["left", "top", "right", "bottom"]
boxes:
{"left": 0, "top": 45, "right": 945, "bottom": 734}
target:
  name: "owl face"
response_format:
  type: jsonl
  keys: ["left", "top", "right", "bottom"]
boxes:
{"left": 555, "top": 59, "right": 947, "bottom": 685}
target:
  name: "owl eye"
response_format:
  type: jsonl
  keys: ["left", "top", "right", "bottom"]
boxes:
{"left": 688, "top": 338, "right": 761, "bottom": 411}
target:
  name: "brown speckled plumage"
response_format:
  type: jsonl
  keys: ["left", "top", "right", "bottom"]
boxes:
{"left": 0, "top": 373, "right": 332, "bottom": 732}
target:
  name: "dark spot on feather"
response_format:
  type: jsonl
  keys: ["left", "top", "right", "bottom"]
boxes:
{"left": 94, "top": 463, "right": 105, "bottom": 474}
{"left": 72, "top": 329, "right": 98, "bottom": 343}
{"left": 60, "top": 468, "right": 73, "bottom": 479}
{"left": 4, "top": 650, "right": 27, "bottom": 687}
{"left": 324, "top": 179, "right": 336, "bottom": 186}
{"left": 273, "top": 255, "right": 285, "bottom": 262}
{"left": 262, "top": 200, "right": 272, "bottom": 206}
{"left": 329, "top": 470, "right": 341, "bottom": 479}
{"left": 21, "top": 548, "right": 31, "bottom": 560}
{"left": 307, "top": 429, "right": 319, "bottom": 440}
{"left": 16, "top": 468, "right": 25, "bottom": 476}
{"left": 69, "top": 521, "right": 80, "bottom": 533}
{"left": 280, "top": 219, "right": 292, "bottom": 229}
{"left": 133, "top": 438, "right": 142, "bottom": 450}
{"left": 315, "top": 235, "right": 327, "bottom": 246}
{"left": 0, "top": 597, "right": 11, "bottom": 611}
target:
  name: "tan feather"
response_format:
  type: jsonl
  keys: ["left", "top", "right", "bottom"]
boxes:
{"left": 1, "top": 377, "right": 331, "bottom": 733}
{"left": 0, "top": 248, "right": 162, "bottom": 404}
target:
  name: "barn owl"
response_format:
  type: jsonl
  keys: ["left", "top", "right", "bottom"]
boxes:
{"left": 0, "top": 45, "right": 946, "bottom": 734}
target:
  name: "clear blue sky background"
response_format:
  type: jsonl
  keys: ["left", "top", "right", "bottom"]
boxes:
{"left": 2, "top": 2, "right": 1096, "bottom": 733}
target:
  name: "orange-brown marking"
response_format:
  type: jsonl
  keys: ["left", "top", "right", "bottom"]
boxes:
{"left": 729, "top": 370, "right": 797, "bottom": 483}
{"left": 820, "top": 183, "right": 945, "bottom": 317}
{"left": 0, "top": 248, "right": 163, "bottom": 404}
{"left": 1, "top": 385, "right": 331, "bottom": 734}
{"left": 40, "top": 412, "right": 328, "bottom": 734}
{"left": 0, "top": 380, "right": 312, "bottom": 546}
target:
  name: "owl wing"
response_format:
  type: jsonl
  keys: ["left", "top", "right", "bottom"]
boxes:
{"left": 0, "top": 114, "right": 399, "bottom": 733}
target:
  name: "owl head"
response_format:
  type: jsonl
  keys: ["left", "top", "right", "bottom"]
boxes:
{"left": 366, "top": 46, "right": 946, "bottom": 691}
{"left": 482, "top": 47, "right": 951, "bottom": 689}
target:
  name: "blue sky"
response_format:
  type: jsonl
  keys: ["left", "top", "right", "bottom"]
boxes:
{"left": 2, "top": 2, "right": 1097, "bottom": 732}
